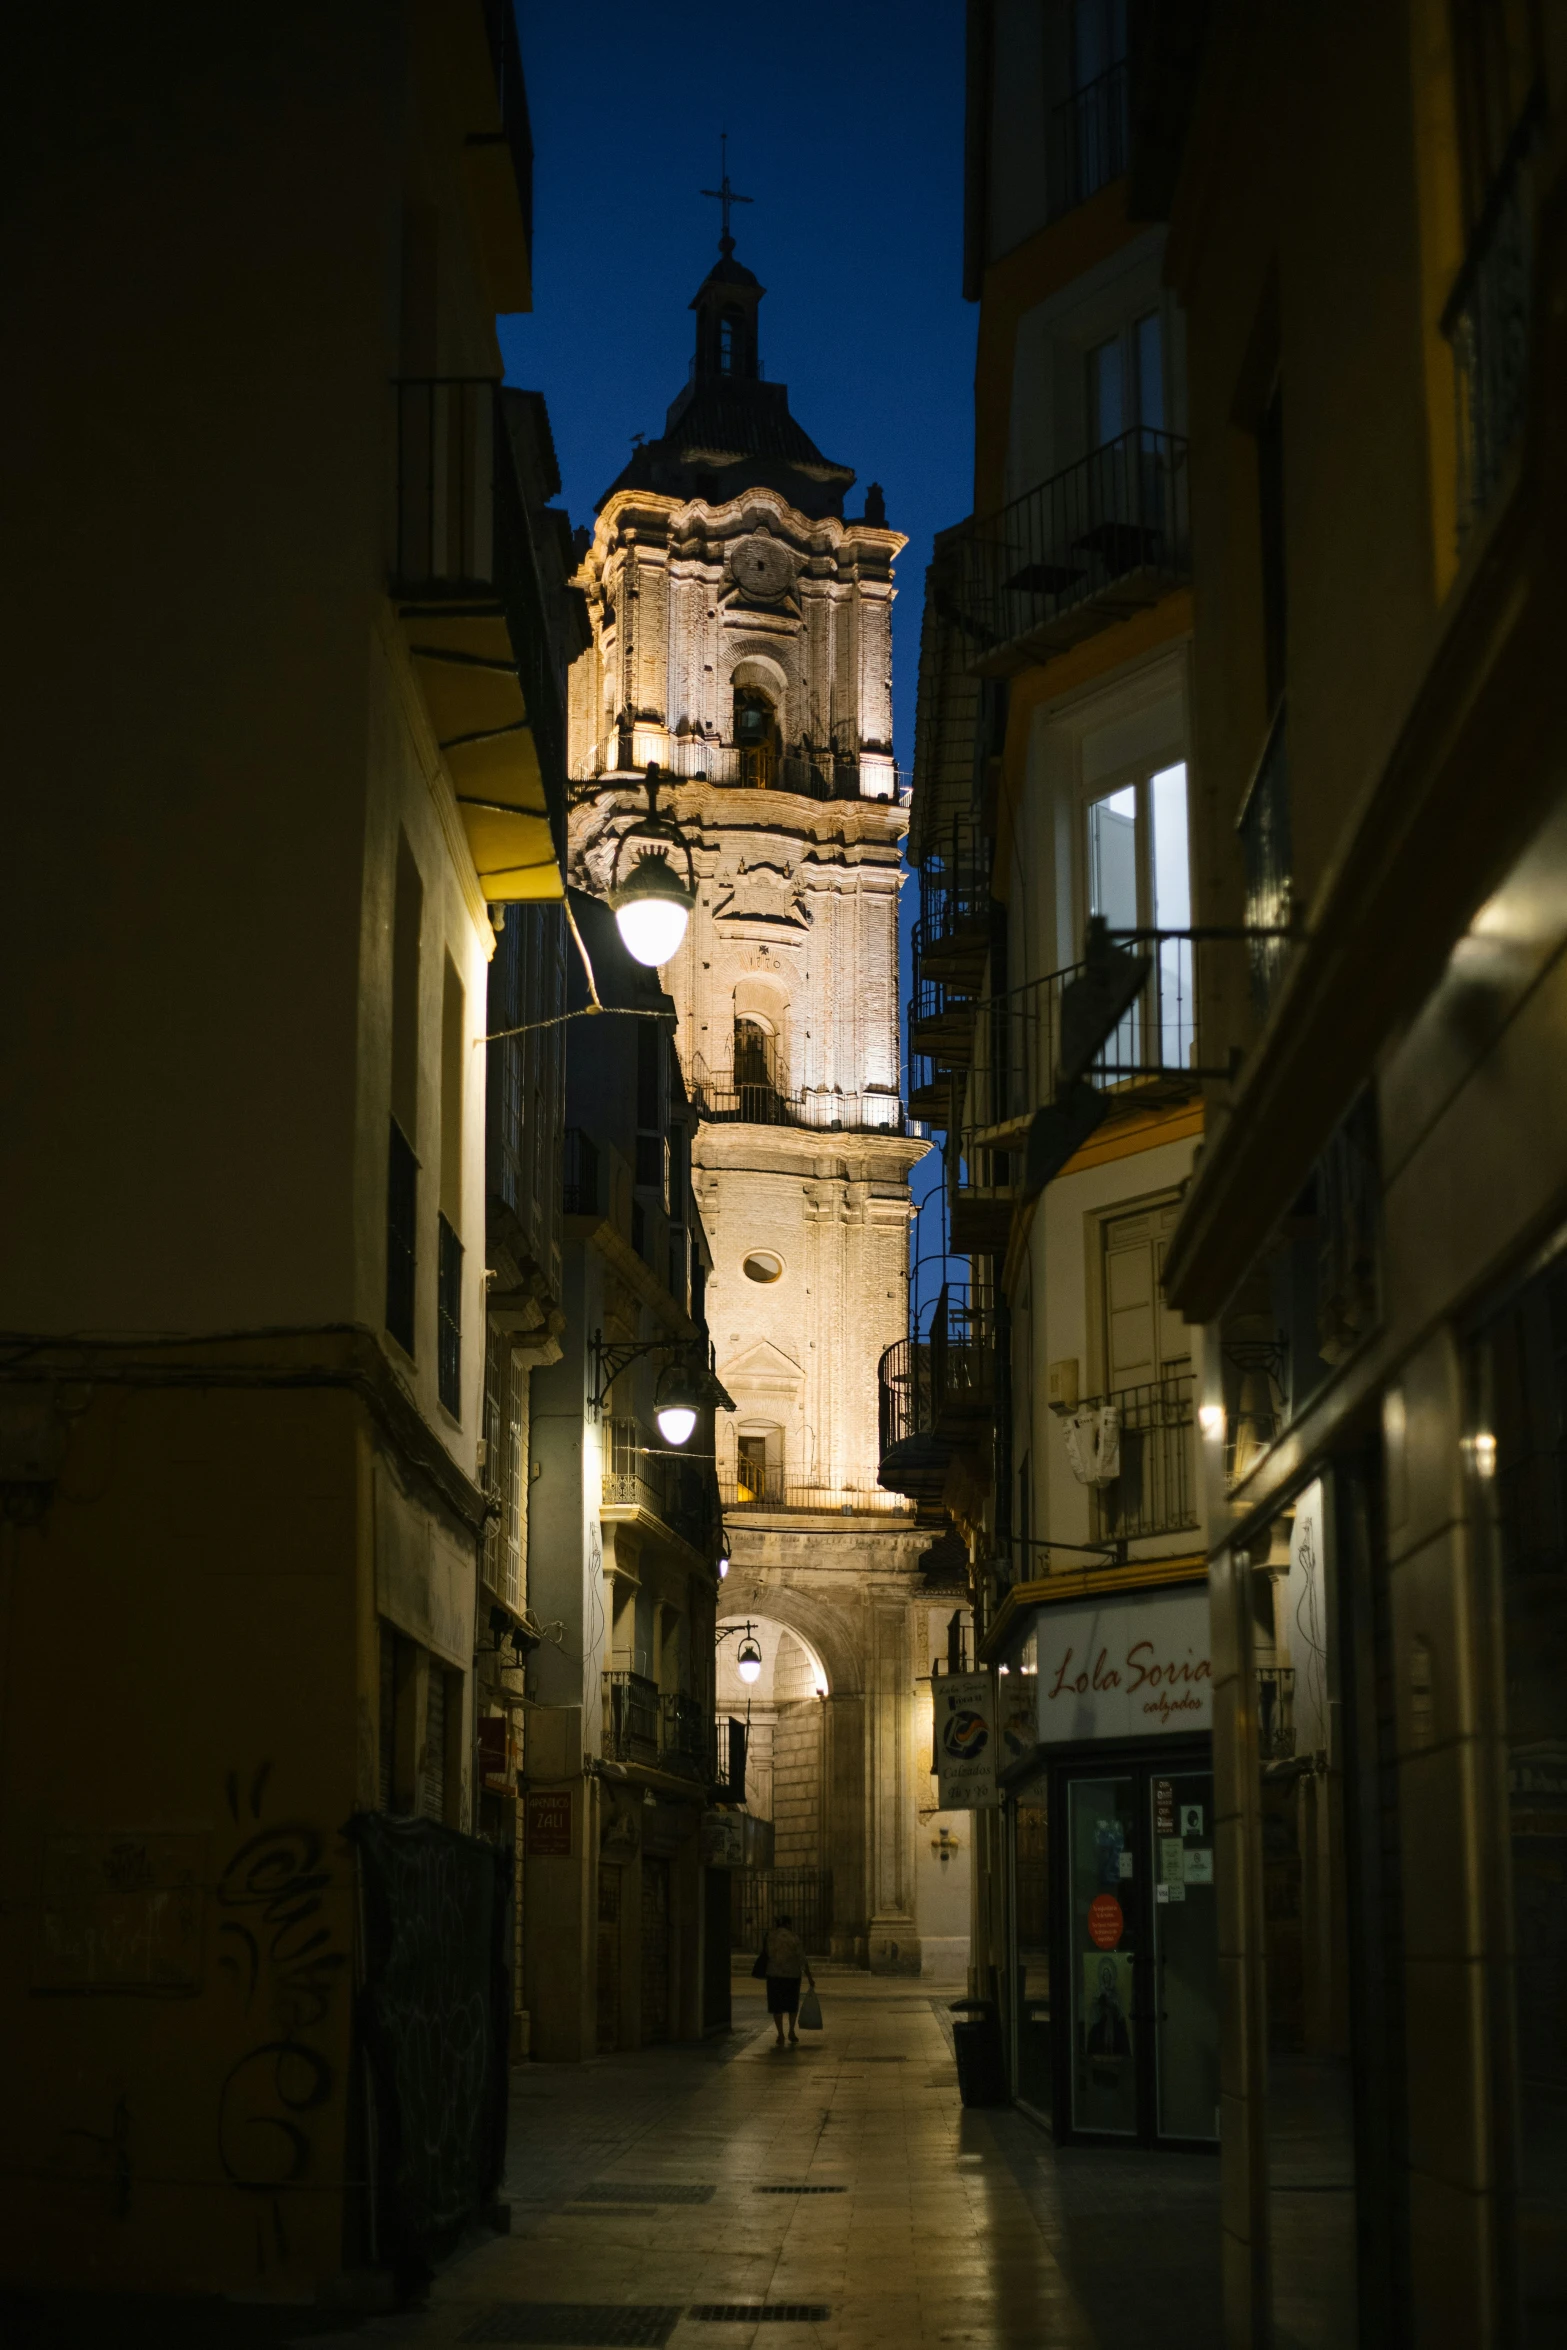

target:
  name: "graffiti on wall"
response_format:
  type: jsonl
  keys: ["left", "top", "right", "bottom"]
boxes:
{"left": 215, "top": 1762, "right": 347, "bottom": 2268}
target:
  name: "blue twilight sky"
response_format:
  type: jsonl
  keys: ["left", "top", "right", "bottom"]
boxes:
{"left": 498, "top": 0, "right": 977, "bottom": 1320}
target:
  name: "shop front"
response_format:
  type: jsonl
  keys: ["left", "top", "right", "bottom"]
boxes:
{"left": 995, "top": 1570, "right": 1217, "bottom": 2150}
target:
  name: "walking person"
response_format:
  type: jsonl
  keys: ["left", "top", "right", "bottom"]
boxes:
{"left": 762, "top": 1912, "right": 814, "bottom": 2047}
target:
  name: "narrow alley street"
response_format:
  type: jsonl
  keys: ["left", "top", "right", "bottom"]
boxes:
{"left": 342, "top": 1977, "right": 1217, "bottom": 2350}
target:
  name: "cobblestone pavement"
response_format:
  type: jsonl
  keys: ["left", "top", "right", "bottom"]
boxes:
{"left": 5, "top": 1978, "right": 1219, "bottom": 2350}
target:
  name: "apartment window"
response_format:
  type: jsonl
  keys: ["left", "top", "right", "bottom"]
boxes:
{"left": 386, "top": 1119, "right": 418, "bottom": 1356}
{"left": 438, "top": 954, "right": 464, "bottom": 1418}
{"left": 437, "top": 1213, "right": 463, "bottom": 1415}
{"left": 1049, "top": 0, "right": 1129, "bottom": 219}
{"left": 387, "top": 836, "right": 423, "bottom": 1355}
{"left": 1086, "top": 760, "right": 1192, "bottom": 1070}
{"left": 1088, "top": 312, "right": 1164, "bottom": 450}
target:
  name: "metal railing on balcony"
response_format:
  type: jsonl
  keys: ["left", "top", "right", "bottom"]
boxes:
{"left": 1257, "top": 1666, "right": 1297, "bottom": 1762}
{"left": 712, "top": 1714, "right": 748, "bottom": 1803}
{"left": 1442, "top": 87, "right": 1545, "bottom": 541}
{"left": 687, "top": 1057, "right": 906, "bottom": 1136}
{"left": 1086, "top": 1371, "right": 1199, "bottom": 1543}
{"left": 602, "top": 1670, "right": 659, "bottom": 1766}
{"left": 1049, "top": 59, "right": 1129, "bottom": 219}
{"left": 909, "top": 949, "right": 979, "bottom": 1071}
{"left": 601, "top": 1418, "right": 714, "bottom": 1552}
{"left": 584, "top": 737, "right": 911, "bottom": 804}
{"left": 719, "top": 1475, "right": 910, "bottom": 1515}
{"left": 392, "top": 376, "right": 567, "bottom": 853}
{"left": 1238, "top": 707, "right": 1293, "bottom": 1019}
{"left": 878, "top": 1286, "right": 999, "bottom": 1503}
{"left": 915, "top": 818, "right": 992, "bottom": 978}
{"left": 938, "top": 430, "right": 1190, "bottom": 676}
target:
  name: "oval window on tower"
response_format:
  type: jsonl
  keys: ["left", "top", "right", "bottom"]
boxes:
{"left": 742, "top": 1251, "right": 783, "bottom": 1284}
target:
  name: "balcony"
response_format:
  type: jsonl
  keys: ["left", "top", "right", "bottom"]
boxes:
{"left": 588, "top": 737, "right": 910, "bottom": 805}
{"left": 1442, "top": 88, "right": 1545, "bottom": 541}
{"left": 602, "top": 1670, "right": 659, "bottom": 1768}
{"left": 687, "top": 1057, "right": 906, "bottom": 1137}
{"left": 601, "top": 1416, "right": 714, "bottom": 1555}
{"left": 601, "top": 1673, "right": 720, "bottom": 1783}
{"left": 915, "top": 819, "right": 992, "bottom": 987}
{"left": 393, "top": 377, "right": 567, "bottom": 903}
{"left": 909, "top": 957, "right": 979, "bottom": 1072}
{"left": 1048, "top": 59, "right": 1129, "bottom": 220}
{"left": 950, "top": 933, "right": 1220, "bottom": 1244}
{"left": 939, "top": 431, "right": 1190, "bottom": 679}
{"left": 1086, "top": 1371, "right": 1199, "bottom": 1544}
{"left": 719, "top": 1475, "right": 910, "bottom": 1517}
{"left": 877, "top": 1287, "right": 998, "bottom": 1515}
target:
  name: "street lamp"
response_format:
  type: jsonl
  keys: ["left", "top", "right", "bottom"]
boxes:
{"left": 737, "top": 1633, "right": 763, "bottom": 1685}
{"left": 653, "top": 1358, "right": 702, "bottom": 1448}
{"left": 609, "top": 764, "right": 697, "bottom": 967}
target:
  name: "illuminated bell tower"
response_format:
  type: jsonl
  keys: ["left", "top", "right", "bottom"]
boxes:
{"left": 567, "top": 196, "right": 943, "bottom": 1972}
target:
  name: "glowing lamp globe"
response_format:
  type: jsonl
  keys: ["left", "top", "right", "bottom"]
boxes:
{"left": 653, "top": 1358, "right": 702, "bottom": 1448}
{"left": 655, "top": 1401, "right": 698, "bottom": 1447}
{"left": 737, "top": 1635, "right": 763, "bottom": 1686}
{"left": 610, "top": 850, "right": 695, "bottom": 968}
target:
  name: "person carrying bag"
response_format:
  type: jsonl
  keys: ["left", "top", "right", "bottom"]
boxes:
{"left": 759, "top": 1913, "right": 814, "bottom": 2047}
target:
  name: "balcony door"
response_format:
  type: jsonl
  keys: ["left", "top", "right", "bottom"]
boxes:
{"left": 1095, "top": 1197, "right": 1194, "bottom": 1544}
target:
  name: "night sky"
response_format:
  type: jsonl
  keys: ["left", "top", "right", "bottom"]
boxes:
{"left": 500, "top": 0, "right": 975, "bottom": 1317}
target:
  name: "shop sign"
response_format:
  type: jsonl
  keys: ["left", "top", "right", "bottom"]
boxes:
{"left": 933, "top": 1671, "right": 999, "bottom": 1808}
{"left": 1087, "top": 1893, "right": 1123, "bottom": 1948}
{"left": 525, "top": 1787, "right": 573, "bottom": 1856}
{"left": 1034, "top": 1585, "right": 1211, "bottom": 1743}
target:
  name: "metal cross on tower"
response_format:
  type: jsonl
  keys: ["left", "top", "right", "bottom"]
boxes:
{"left": 701, "top": 133, "right": 752, "bottom": 253}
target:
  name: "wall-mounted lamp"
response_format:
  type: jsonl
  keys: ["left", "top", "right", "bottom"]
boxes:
{"left": 589, "top": 1330, "right": 735, "bottom": 1425}
{"left": 717, "top": 1619, "right": 764, "bottom": 1684}
{"left": 609, "top": 764, "right": 697, "bottom": 967}
{"left": 653, "top": 1358, "right": 703, "bottom": 1448}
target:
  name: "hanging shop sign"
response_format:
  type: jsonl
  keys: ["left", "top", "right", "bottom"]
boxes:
{"left": 934, "top": 1670, "right": 999, "bottom": 1808}
{"left": 1033, "top": 1584, "right": 1211, "bottom": 1743}
{"left": 525, "top": 1787, "right": 573, "bottom": 1856}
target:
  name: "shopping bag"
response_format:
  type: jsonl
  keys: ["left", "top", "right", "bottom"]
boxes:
{"left": 797, "top": 1986, "right": 823, "bottom": 2031}
{"left": 751, "top": 1934, "right": 770, "bottom": 1981}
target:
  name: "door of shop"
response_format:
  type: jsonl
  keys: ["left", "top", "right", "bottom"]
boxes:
{"left": 1054, "top": 1747, "right": 1218, "bottom": 2148}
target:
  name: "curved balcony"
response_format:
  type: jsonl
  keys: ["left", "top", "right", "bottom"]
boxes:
{"left": 877, "top": 1288, "right": 998, "bottom": 1511}
{"left": 687, "top": 1056, "right": 906, "bottom": 1136}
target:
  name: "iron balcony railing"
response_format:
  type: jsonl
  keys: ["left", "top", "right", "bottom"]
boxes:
{"left": 939, "top": 430, "right": 1190, "bottom": 675}
{"left": 602, "top": 1670, "right": 659, "bottom": 1765}
{"left": 878, "top": 1287, "right": 999, "bottom": 1469}
{"left": 392, "top": 376, "right": 568, "bottom": 865}
{"left": 1049, "top": 58, "right": 1130, "bottom": 219}
{"left": 602, "top": 1417, "right": 714, "bottom": 1552}
{"left": 586, "top": 739, "right": 911, "bottom": 805}
{"left": 1087, "top": 1371, "right": 1199, "bottom": 1543}
{"left": 909, "top": 947, "right": 980, "bottom": 1072}
{"left": 1442, "top": 87, "right": 1545, "bottom": 541}
{"left": 687, "top": 1057, "right": 906, "bottom": 1136}
{"left": 1238, "top": 707, "right": 1293, "bottom": 1019}
{"left": 719, "top": 1475, "right": 910, "bottom": 1515}
{"left": 956, "top": 933, "right": 1215, "bottom": 1169}
{"left": 562, "top": 1125, "right": 599, "bottom": 1216}
{"left": 915, "top": 817, "right": 992, "bottom": 978}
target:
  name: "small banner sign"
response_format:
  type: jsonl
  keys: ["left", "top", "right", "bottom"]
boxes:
{"left": 933, "top": 1671, "right": 999, "bottom": 1809}
{"left": 524, "top": 1787, "right": 573, "bottom": 1856}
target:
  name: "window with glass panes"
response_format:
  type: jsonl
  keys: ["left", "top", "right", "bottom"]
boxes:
{"left": 1084, "top": 760, "right": 1192, "bottom": 1075}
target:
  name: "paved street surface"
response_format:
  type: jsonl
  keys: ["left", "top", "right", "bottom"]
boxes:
{"left": 6, "top": 1978, "right": 1219, "bottom": 2350}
